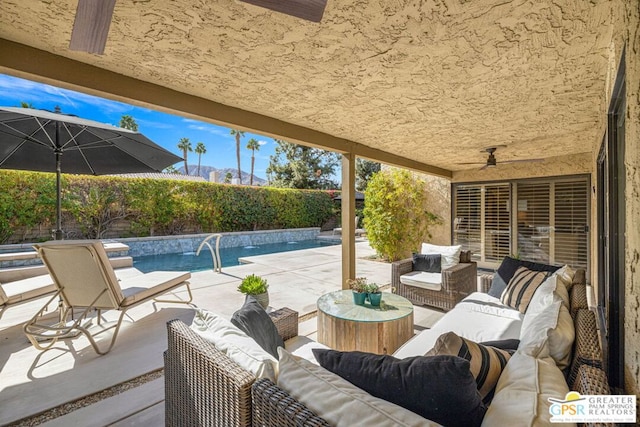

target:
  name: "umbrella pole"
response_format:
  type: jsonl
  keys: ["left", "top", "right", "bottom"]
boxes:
{"left": 54, "top": 123, "right": 63, "bottom": 240}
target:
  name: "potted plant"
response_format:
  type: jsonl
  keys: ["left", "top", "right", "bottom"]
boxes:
{"left": 364, "top": 283, "right": 382, "bottom": 306}
{"left": 237, "top": 274, "right": 269, "bottom": 309}
{"left": 347, "top": 277, "right": 368, "bottom": 306}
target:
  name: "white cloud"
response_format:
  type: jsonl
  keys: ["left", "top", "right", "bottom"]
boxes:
{"left": 258, "top": 139, "right": 268, "bottom": 146}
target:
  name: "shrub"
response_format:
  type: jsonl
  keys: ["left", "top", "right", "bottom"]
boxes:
{"left": 237, "top": 274, "right": 269, "bottom": 295}
{"left": 363, "top": 169, "right": 441, "bottom": 261}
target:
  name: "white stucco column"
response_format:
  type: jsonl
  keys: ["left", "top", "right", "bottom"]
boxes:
{"left": 341, "top": 152, "right": 356, "bottom": 289}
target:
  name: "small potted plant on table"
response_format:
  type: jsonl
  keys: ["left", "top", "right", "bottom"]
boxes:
{"left": 365, "top": 283, "right": 382, "bottom": 306}
{"left": 347, "top": 277, "right": 368, "bottom": 306}
{"left": 237, "top": 274, "right": 269, "bottom": 309}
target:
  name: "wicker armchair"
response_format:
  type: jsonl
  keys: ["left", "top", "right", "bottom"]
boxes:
{"left": 164, "top": 307, "right": 304, "bottom": 427}
{"left": 391, "top": 252, "right": 477, "bottom": 311}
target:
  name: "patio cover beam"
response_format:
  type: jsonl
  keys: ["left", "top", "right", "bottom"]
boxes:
{"left": 341, "top": 152, "right": 356, "bottom": 289}
{"left": 0, "top": 39, "right": 452, "bottom": 179}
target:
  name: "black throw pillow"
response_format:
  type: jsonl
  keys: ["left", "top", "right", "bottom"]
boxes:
{"left": 231, "top": 295, "right": 284, "bottom": 359}
{"left": 479, "top": 339, "right": 520, "bottom": 352}
{"left": 488, "top": 256, "right": 561, "bottom": 298}
{"left": 412, "top": 253, "right": 441, "bottom": 273}
{"left": 312, "top": 349, "right": 486, "bottom": 427}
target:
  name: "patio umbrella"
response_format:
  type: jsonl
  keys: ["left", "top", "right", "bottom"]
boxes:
{"left": 0, "top": 107, "right": 182, "bottom": 239}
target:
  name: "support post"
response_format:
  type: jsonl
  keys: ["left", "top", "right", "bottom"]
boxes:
{"left": 341, "top": 152, "right": 356, "bottom": 289}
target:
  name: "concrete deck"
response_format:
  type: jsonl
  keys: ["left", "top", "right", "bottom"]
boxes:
{"left": 0, "top": 241, "right": 445, "bottom": 426}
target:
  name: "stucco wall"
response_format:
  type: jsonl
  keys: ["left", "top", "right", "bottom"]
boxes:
{"left": 621, "top": 0, "right": 640, "bottom": 400}
{"left": 420, "top": 174, "right": 451, "bottom": 246}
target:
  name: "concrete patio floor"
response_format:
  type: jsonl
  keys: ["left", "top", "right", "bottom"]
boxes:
{"left": 0, "top": 241, "right": 446, "bottom": 426}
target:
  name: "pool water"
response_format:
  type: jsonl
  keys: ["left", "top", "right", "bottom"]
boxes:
{"left": 132, "top": 239, "right": 339, "bottom": 273}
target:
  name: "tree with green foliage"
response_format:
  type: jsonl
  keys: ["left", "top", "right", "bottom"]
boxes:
{"left": 266, "top": 139, "right": 340, "bottom": 190}
{"left": 54, "top": 105, "right": 62, "bottom": 113}
{"left": 195, "top": 141, "right": 207, "bottom": 177}
{"left": 19, "top": 101, "right": 34, "bottom": 108}
{"left": 119, "top": 115, "right": 139, "bottom": 131}
{"left": 177, "top": 137, "right": 192, "bottom": 175}
{"left": 356, "top": 159, "right": 381, "bottom": 191}
{"left": 246, "top": 138, "right": 260, "bottom": 186}
{"left": 230, "top": 129, "right": 245, "bottom": 183}
{"left": 363, "top": 169, "right": 441, "bottom": 261}
{"left": 224, "top": 172, "right": 233, "bottom": 183}
{"left": 164, "top": 165, "right": 179, "bottom": 174}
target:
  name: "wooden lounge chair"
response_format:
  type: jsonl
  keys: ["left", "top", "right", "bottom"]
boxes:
{"left": 23, "top": 240, "right": 192, "bottom": 355}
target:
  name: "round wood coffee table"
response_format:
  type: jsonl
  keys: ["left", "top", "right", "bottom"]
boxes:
{"left": 316, "top": 290, "right": 414, "bottom": 354}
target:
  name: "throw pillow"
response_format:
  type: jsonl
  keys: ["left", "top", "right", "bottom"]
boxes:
{"left": 500, "top": 266, "right": 549, "bottom": 313}
{"left": 427, "top": 332, "right": 513, "bottom": 403}
{"left": 312, "top": 349, "right": 486, "bottom": 427}
{"left": 420, "top": 243, "right": 462, "bottom": 270}
{"left": 479, "top": 339, "right": 520, "bottom": 351}
{"left": 518, "top": 298, "right": 562, "bottom": 359}
{"left": 489, "top": 256, "right": 561, "bottom": 298}
{"left": 231, "top": 295, "right": 284, "bottom": 359}
{"left": 412, "top": 253, "right": 441, "bottom": 273}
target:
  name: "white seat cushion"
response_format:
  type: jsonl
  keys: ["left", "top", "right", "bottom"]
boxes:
{"left": 1, "top": 274, "right": 56, "bottom": 305}
{"left": 394, "top": 292, "right": 523, "bottom": 359}
{"left": 119, "top": 271, "right": 190, "bottom": 306}
{"left": 399, "top": 271, "right": 442, "bottom": 291}
{"left": 285, "top": 335, "right": 330, "bottom": 365}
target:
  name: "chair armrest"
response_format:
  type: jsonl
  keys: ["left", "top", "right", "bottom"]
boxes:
{"left": 270, "top": 307, "right": 298, "bottom": 341}
{"left": 391, "top": 258, "right": 414, "bottom": 287}
{"left": 441, "top": 262, "right": 477, "bottom": 294}
{"left": 479, "top": 273, "right": 494, "bottom": 293}
{"left": 165, "top": 319, "right": 254, "bottom": 427}
{"left": 252, "top": 378, "right": 331, "bottom": 426}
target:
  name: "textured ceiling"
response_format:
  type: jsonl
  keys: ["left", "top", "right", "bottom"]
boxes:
{"left": 0, "top": 0, "right": 613, "bottom": 172}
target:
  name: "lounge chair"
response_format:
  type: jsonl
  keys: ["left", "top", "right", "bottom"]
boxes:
{"left": 0, "top": 275, "right": 56, "bottom": 319}
{"left": 23, "top": 240, "right": 192, "bottom": 355}
{"left": 333, "top": 216, "right": 366, "bottom": 236}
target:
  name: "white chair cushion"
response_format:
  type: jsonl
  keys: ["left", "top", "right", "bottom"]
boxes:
{"left": 119, "top": 271, "right": 190, "bottom": 306}
{"left": 190, "top": 308, "right": 278, "bottom": 381}
{"left": 421, "top": 243, "right": 461, "bottom": 270}
{"left": 285, "top": 335, "right": 330, "bottom": 365}
{"left": 481, "top": 352, "right": 572, "bottom": 427}
{"left": 399, "top": 271, "right": 442, "bottom": 291}
{"left": 1, "top": 274, "right": 55, "bottom": 305}
{"left": 277, "top": 348, "right": 437, "bottom": 427}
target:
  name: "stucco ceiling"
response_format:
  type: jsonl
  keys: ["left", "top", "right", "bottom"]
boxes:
{"left": 0, "top": 0, "right": 613, "bottom": 174}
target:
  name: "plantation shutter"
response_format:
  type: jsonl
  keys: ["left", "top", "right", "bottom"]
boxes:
{"left": 453, "top": 186, "right": 481, "bottom": 259}
{"left": 553, "top": 179, "right": 589, "bottom": 269}
{"left": 516, "top": 182, "right": 551, "bottom": 263}
{"left": 483, "top": 184, "right": 511, "bottom": 263}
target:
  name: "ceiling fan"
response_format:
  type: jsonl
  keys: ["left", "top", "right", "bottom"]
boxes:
{"left": 457, "top": 147, "right": 544, "bottom": 170}
{"left": 69, "top": 0, "right": 326, "bottom": 55}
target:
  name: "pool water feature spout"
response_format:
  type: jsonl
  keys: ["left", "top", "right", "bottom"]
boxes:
{"left": 196, "top": 234, "right": 222, "bottom": 273}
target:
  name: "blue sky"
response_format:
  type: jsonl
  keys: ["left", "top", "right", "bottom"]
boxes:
{"left": 0, "top": 73, "right": 276, "bottom": 179}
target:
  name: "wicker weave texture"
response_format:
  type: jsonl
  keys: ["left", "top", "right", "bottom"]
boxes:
{"left": 479, "top": 274, "right": 493, "bottom": 293}
{"left": 570, "top": 283, "right": 589, "bottom": 318}
{"left": 269, "top": 307, "right": 298, "bottom": 341}
{"left": 568, "top": 308, "right": 603, "bottom": 388}
{"left": 573, "top": 365, "right": 613, "bottom": 427}
{"left": 391, "top": 258, "right": 477, "bottom": 311}
{"left": 165, "top": 319, "right": 255, "bottom": 427}
{"left": 252, "top": 378, "right": 330, "bottom": 427}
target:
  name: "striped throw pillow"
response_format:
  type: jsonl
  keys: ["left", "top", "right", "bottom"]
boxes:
{"left": 500, "top": 266, "right": 549, "bottom": 313}
{"left": 426, "top": 332, "right": 512, "bottom": 403}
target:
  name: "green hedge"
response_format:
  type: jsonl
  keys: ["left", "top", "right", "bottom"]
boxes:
{"left": 0, "top": 170, "right": 335, "bottom": 243}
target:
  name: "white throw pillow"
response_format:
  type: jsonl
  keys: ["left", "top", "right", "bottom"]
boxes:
{"left": 421, "top": 243, "right": 462, "bottom": 270}
{"left": 527, "top": 275, "right": 569, "bottom": 313}
{"left": 518, "top": 298, "right": 561, "bottom": 359}
{"left": 277, "top": 348, "right": 437, "bottom": 427}
{"left": 481, "top": 352, "right": 572, "bottom": 427}
{"left": 554, "top": 264, "right": 576, "bottom": 290}
{"left": 190, "top": 308, "right": 278, "bottom": 380}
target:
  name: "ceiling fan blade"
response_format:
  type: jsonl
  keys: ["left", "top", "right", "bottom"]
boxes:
{"left": 239, "top": 0, "right": 328, "bottom": 22}
{"left": 501, "top": 158, "right": 545, "bottom": 164}
{"left": 69, "top": 0, "right": 116, "bottom": 54}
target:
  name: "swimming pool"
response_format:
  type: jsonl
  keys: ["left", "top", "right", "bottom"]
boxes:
{"left": 132, "top": 239, "right": 339, "bottom": 273}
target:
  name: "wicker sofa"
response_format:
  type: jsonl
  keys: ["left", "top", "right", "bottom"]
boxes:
{"left": 165, "top": 270, "right": 612, "bottom": 427}
{"left": 391, "top": 250, "right": 477, "bottom": 311}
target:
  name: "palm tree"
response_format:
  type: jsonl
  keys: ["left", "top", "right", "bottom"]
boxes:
{"left": 246, "top": 138, "right": 260, "bottom": 186}
{"left": 177, "top": 137, "right": 192, "bottom": 175}
{"left": 230, "top": 129, "right": 245, "bottom": 183}
{"left": 119, "top": 115, "right": 139, "bottom": 131}
{"left": 195, "top": 142, "right": 207, "bottom": 177}
{"left": 224, "top": 172, "right": 233, "bottom": 184}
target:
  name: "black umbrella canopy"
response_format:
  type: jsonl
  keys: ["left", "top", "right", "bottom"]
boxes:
{"left": 0, "top": 107, "right": 181, "bottom": 174}
{"left": 0, "top": 107, "right": 183, "bottom": 239}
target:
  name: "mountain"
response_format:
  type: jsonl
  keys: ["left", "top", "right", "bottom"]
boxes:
{"left": 177, "top": 165, "right": 267, "bottom": 186}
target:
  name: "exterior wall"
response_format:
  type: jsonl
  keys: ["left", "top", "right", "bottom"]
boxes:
{"left": 619, "top": 0, "right": 640, "bottom": 399}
